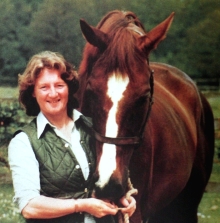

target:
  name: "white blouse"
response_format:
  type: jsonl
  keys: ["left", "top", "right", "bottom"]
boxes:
{"left": 8, "top": 110, "right": 95, "bottom": 222}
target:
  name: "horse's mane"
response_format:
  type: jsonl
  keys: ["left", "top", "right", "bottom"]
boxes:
{"left": 79, "top": 10, "right": 147, "bottom": 80}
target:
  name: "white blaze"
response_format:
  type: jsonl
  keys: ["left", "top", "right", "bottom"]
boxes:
{"left": 96, "top": 73, "right": 129, "bottom": 188}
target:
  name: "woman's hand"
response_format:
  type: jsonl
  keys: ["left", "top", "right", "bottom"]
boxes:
{"left": 118, "top": 196, "right": 136, "bottom": 217}
{"left": 81, "top": 196, "right": 137, "bottom": 218}
{"left": 78, "top": 198, "right": 118, "bottom": 218}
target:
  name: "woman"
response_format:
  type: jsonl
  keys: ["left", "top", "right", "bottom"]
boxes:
{"left": 8, "top": 51, "right": 136, "bottom": 223}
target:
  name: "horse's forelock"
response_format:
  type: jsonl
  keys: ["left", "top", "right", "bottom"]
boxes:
{"left": 80, "top": 10, "right": 147, "bottom": 81}
{"left": 97, "top": 18, "right": 146, "bottom": 79}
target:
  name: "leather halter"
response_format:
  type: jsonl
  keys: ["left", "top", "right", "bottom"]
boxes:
{"left": 91, "top": 69, "right": 154, "bottom": 146}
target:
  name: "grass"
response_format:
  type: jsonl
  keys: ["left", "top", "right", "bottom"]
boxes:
{"left": 204, "top": 92, "right": 220, "bottom": 118}
{"left": 198, "top": 193, "right": 220, "bottom": 223}
{"left": 210, "top": 161, "right": 220, "bottom": 183}
{"left": 0, "top": 184, "right": 25, "bottom": 223}
{"left": 0, "top": 87, "right": 18, "bottom": 99}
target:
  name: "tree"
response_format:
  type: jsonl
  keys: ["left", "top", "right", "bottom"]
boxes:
{"left": 179, "top": 0, "right": 220, "bottom": 77}
{"left": 0, "top": 0, "right": 219, "bottom": 83}
{"left": 183, "top": 3, "right": 220, "bottom": 77}
{"left": 24, "top": 0, "right": 102, "bottom": 67}
{"left": 129, "top": 0, "right": 186, "bottom": 68}
{"left": 0, "top": 0, "right": 42, "bottom": 85}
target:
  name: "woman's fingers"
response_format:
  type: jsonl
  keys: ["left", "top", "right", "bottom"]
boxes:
{"left": 84, "top": 198, "right": 118, "bottom": 218}
{"left": 119, "top": 196, "right": 136, "bottom": 217}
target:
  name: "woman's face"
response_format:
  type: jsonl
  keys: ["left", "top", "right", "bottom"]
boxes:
{"left": 33, "top": 68, "right": 69, "bottom": 119}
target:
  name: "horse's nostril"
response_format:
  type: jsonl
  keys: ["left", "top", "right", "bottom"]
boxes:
{"left": 94, "top": 180, "right": 125, "bottom": 202}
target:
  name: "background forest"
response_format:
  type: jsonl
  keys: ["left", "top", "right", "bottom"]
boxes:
{"left": 0, "top": 1, "right": 220, "bottom": 222}
{"left": 0, "top": 0, "right": 219, "bottom": 86}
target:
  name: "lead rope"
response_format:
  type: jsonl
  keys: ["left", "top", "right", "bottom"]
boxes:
{"left": 118, "top": 177, "right": 138, "bottom": 223}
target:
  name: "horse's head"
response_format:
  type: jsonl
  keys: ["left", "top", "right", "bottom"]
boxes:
{"left": 78, "top": 10, "right": 174, "bottom": 202}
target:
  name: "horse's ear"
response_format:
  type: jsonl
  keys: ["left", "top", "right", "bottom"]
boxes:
{"left": 80, "top": 19, "right": 109, "bottom": 51}
{"left": 138, "top": 12, "right": 175, "bottom": 54}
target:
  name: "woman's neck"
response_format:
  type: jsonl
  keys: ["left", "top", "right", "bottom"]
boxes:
{"left": 44, "top": 113, "right": 74, "bottom": 141}
{"left": 46, "top": 112, "right": 70, "bottom": 126}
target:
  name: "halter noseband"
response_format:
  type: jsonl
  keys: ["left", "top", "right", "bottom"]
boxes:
{"left": 90, "top": 69, "right": 154, "bottom": 147}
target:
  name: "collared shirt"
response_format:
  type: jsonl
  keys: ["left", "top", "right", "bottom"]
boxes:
{"left": 8, "top": 110, "right": 95, "bottom": 222}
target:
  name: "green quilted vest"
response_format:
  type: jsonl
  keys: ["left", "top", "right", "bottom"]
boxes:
{"left": 18, "top": 115, "right": 96, "bottom": 223}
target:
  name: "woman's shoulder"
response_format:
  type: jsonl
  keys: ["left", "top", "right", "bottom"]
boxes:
{"left": 8, "top": 131, "right": 32, "bottom": 158}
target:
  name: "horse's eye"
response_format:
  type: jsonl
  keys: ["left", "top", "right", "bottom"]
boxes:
{"left": 136, "top": 96, "right": 147, "bottom": 106}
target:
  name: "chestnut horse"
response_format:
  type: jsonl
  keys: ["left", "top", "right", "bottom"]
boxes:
{"left": 77, "top": 11, "right": 214, "bottom": 223}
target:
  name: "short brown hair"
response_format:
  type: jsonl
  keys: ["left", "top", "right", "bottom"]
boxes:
{"left": 19, "top": 51, "right": 79, "bottom": 117}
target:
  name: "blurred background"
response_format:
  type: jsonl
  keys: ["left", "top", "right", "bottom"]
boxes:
{"left": 0, "top": 0, "right": 219, "bottom": 222}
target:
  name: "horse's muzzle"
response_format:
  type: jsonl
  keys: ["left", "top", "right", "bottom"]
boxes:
{"left": 93, "top": 179, "right": 125, "bottom": 202}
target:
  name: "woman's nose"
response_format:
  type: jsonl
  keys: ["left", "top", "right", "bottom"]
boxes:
{"left": 48, "top": 87, "right": 58, "bottom": 97}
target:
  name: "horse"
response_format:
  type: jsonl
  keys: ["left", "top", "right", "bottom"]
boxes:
{"left": 76, "top": 10, "right": 214, "bottom": 223}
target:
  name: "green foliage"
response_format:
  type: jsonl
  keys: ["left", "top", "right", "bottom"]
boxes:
{"left": 0, "top": 98, "right": 31, "bottom": 145}
{"left": 0, "top": 0, "right": 219, "bottom": 83}
{"left": 25, "top": 0, "right": 97, "bottom": 66}
{"left": 0, "top": 0, "right": 35, "bottom": 81}
{"left": 184, "top": 8, "right": 220, "bottom": 77}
